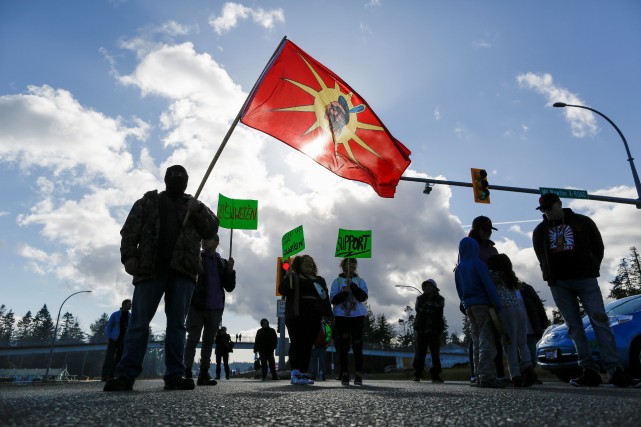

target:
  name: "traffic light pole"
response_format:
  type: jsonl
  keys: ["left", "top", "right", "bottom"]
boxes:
{"left": 399, "top": 176, "right": 641, "bottom": 208}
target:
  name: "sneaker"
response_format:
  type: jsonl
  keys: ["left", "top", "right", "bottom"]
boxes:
{"left": 479, "top": 378, "right": 507, "bottom": 388}
{"left": 225, "top": 376, "right": 230, "bottom": 380}
{"left": 570, "top": 369, "right": 602, "bottom": 387}
{"left": 291, "top": 375, "right": 313, "bottom": 385}
{"left": 354, "top": 375, "right": 363, "bottom": 386}
{"left": 412, "top": 376, "right": 421, "bottom": 382}
{"left": 609, "top": 367, "right": 633, "bottom": 387}
{"left": 196, "top": 376, "right": 217, "bottom": 386}
{"left": 103, "top": 376, "right": 134, "bottom": 392}
{"left": 341, "top": 374, "right": 350, "bottom": 386}
{"left": 164, "top": 376, "right": 195, "bottom": 390}
{"left": 469, "top": 376, "right": 477, "bottom": 384}
{"left": 431, "top": 374, "right": 444, "bottom": 384}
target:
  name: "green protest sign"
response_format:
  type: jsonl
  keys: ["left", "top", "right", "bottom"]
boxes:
{"left": 335, "top": 229, "right": 372, "bottom": 258}
{"left": 217, "top": 194, "right": 258, "bottom": 230}
{"left": 282, "top": 225, "right": 305, "bottom": 259}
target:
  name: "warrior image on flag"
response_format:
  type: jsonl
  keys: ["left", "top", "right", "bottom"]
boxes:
{"left": 240, "top": 39, "right": 411, "bottom": 198}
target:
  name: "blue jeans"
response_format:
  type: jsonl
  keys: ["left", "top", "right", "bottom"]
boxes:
{"left": 115, "top": 271, "right": 195, "bottom": 381}
{"left": 467, "top": 305, "right": 498, "bottom": 382}
{"left": 550, "top": 278, "right": 621, "bottom": 375}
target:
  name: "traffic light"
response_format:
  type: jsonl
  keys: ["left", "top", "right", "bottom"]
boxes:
{"left": 276, "top": 256, "right": 290, "bottom": 296}
{"left": 471, "top": 168, "right": 491, "bottom": 204}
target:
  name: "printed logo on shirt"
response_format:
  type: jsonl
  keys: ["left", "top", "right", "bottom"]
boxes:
{"left": 548, "top": 224, "right": 574, "bottom": 252}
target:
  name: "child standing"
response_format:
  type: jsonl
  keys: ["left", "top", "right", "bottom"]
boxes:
{"left": 487, "top": 254, "right": 537, "bottom": 387}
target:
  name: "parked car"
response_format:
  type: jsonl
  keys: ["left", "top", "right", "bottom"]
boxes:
{"left": 536, "top": 293, "right": 641, "bottom": 383}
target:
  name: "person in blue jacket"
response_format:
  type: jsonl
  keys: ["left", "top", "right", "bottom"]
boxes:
{"left": 455, "top": 237, "right": 503, "bottom": 388}
{"left": 101, "top": 299, "right": 132, "bottom": 381}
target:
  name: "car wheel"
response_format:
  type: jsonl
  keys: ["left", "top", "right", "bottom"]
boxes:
{"left": 554, "top": 369, "right": 582, "bottom": 383}
{"left": 630, "top": 339, "right": 641, "bottom": 378}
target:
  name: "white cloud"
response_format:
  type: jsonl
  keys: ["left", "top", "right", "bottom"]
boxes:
{"left": 365, "top": 0, "right": 382, "bottom": 7}
{"left": 516, "top": 72, "right": 598, "bottom": 138}
{"left": 209, "top": 2, "right": 285, "bottom": 35}
{"left": 472, "top": 40, "right": 491, "bottom": 48}
{"left": 434, "top": 107, "right": 441, "bottom": 121}
{"left": 3, "top": 31, "right": 639, "bottom": 338}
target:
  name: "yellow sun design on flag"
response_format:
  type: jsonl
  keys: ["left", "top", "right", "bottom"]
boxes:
{"left": 273, "top": 53, "right": 383, "bottom": 165}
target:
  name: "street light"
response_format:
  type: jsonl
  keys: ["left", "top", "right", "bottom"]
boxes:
{"left": 44, "top": 290, "right": 92, "bottom": 381}
{"left": 553, "top": 102, "right": 641, "bottom": 207}
{"left": 394, "top": 284, "right": 423, "bottom": 294}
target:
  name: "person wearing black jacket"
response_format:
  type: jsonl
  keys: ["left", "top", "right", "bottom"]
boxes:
{"left": 518, "top": 282, "right": 549, "bottom": 366}
{"left": 412, "top": 279, "right": 445, "bottom": 383}
{"left": 183, "top": 234, "right": 235, "bottom": 385}
{"left": 533, "top": 193, "right": 633, "bottom": 387}
{"left": 253, "top": 319, "right": 279, "bottom": 380}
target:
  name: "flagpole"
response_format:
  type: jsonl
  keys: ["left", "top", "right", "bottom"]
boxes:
{"left": 229, "top": 229, "right": 233, "bottom": 259}
{"left": 183, "top": 35, "right": 289, "bottom": 225}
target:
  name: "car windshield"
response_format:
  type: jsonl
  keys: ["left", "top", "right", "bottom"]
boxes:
{"left": 606, "top": 295, "right": 641, "bottom": 316}
{"left": 580, "top": 295, "right": 641, "bottom": 324}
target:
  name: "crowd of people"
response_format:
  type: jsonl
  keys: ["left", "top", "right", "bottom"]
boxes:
{"left": 102, "top": 164, "right": 639, "bottom": 392}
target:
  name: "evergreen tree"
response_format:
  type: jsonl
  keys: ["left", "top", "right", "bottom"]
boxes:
{"left": 609, "top": 246, "right": 641, "bottom": 299}
{"left": 396, "top": 305, "right": 415, "bottom": 347}
{"left": 15, "top": 311, "right": 33, "bottom": 344}
{"left": 58, "top": 312, "right": 85, "bottom": 343}
{"left": 440, "top": 317, "right": 449, "bottom": 346}
{"left": 552, "top": 309, "right": 564, "bottom": 325}
{"left": 609, "top": 259, "right": 634, "bottom": 299}
{"left": 31, "top": 304, "right": 54, "bottom": 343}
{"left": 88, "top": 313, "right": 109, "bottom": 343}
{"left": 461, "top": 315, "right": 472, "bottom": 344}
{"left": 448, "top": 332, "right": 462, "bottom": 345}
{"left": 362, "top": 303, "right": 377, "bottom": 344}
{"left": 0, "top": 305, "right": 15, "bottom": 345}
{"left": 371, "top": 313, "right": 395, "bottom": 348}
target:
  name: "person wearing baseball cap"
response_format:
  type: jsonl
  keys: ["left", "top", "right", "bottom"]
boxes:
{"left": 469, "top": 216, "right": 499, "bottom": 265}
{"left": 532, "top": 194, "right": 635, "bottom": 388}
{"left": 466, "top": 215, "right": 507, "bottom": 383}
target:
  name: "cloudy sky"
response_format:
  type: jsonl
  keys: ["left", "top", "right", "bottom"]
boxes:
{"left": 1, "top": 0, "right": 641, "bottom": 361}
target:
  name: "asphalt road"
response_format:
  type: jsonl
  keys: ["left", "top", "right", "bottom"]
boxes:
{"left": 1, "top": 378, "right": 640, "bottom": 426}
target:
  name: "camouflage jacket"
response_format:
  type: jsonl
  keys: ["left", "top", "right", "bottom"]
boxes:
{"left": 120, "top": 190, "right": 219, "bottom": 284}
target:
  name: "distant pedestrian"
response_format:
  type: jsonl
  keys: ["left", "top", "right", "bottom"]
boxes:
{"left": 455, "top": 237, "right": 504, "bottom": 388}
{"left": 238, "top": 333, "right": 242, "bottom": 342}
{"left": 104, "top": 165, "right": 219, "bottom": 392}
{"left": 412, "top": 280, "right": 445, "bottom": 383}
{"left": 533, "top": 193, "right": 638, "bottom": 387}
{"left": 183, "top": 234, "right": 236, "bottom": 386}
{"left": 101, "top": 299, "right": 132, "bottom": 381}
{"left": 253, "top": 319, "right": 278, "bottom": 381}
{"left": 215, "top": 327, "right": 233, "bottom": 380}
{"left": 235, "top": 334, "right": 238, "bottom": 342}
{"left": 279, "top": 254, "right": 332, "bottom": 385}
{"left": 330, "top": 258, "right": 368, "bottom": 386}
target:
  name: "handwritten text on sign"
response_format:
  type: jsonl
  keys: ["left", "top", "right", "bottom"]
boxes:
{"left": 217, "top": 194, "right": 258, "bottom": 230}
{"left": 335, "top": 229, "right": 372, "bottom": 258}
{"left": 282, "top": 225, "right": 305, "bottom": 259}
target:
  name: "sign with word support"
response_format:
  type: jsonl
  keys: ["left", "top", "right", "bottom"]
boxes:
{"left": 282, "top": 225, "right": 305, "bottom": 259}
{"left": 539, "top": 187, "right": 589, "bottom": 200}
{"left": 217, "top": 194, "right": 258, "bottom": 229}
{"left": 335, "top": 229, "right": 372, "bottom": 258}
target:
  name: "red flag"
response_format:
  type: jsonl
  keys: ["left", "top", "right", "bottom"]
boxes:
{"left": 240, "top": 39, "right": 411, "bottom": 198}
